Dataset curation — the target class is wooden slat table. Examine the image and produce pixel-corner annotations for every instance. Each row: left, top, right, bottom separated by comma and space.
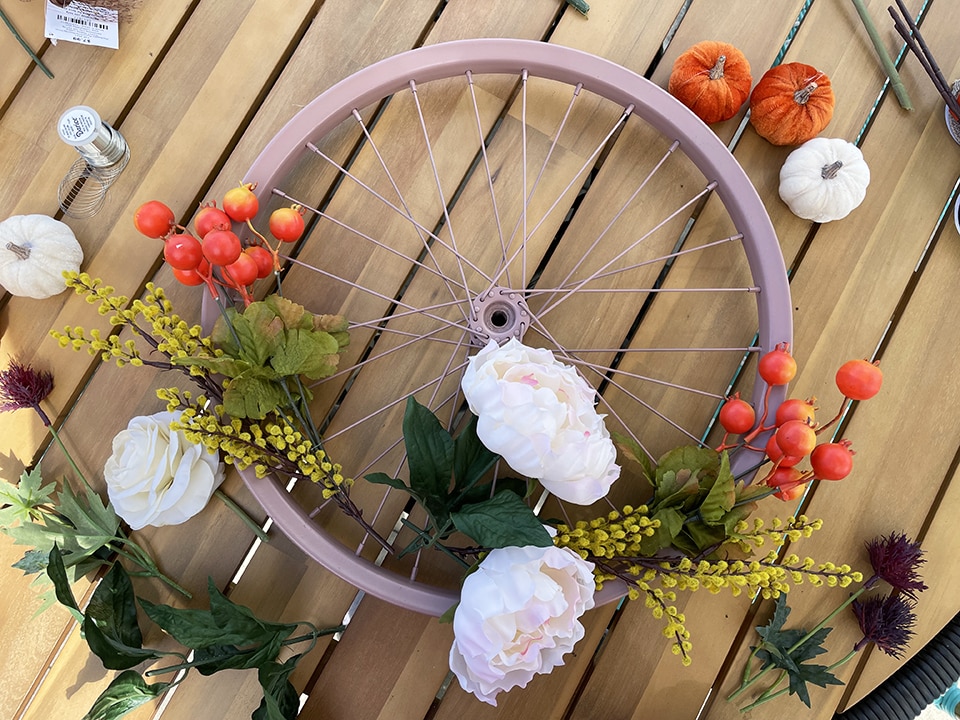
1, 1, 958, 718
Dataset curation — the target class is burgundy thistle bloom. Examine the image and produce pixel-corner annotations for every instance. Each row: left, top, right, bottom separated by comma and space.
852, 594, 917, 658
866, 532, 928, 598
0, 359, 54, 425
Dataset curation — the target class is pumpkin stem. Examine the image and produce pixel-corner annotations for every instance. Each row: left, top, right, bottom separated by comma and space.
821, 161, 843, 179
5, 242, 30, 260
794, 81, 818, 105
709, 55, 727, 81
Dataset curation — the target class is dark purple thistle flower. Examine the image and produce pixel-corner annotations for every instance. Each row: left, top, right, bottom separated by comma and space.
866, 532, 927, 598
852, 594, 917, 658
0, 359, 54, 421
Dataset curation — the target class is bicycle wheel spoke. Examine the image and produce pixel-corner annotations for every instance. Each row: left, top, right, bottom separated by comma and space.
348, 298, 472, 330
295, 149, 493, 283
488, 101, 635, 292
325, 359, 469, 443
310, 324, 467, 388
466, 70, 509, 286
533, 233, 745, 292
537, 180, 718, 318
563, 355, 726, 400
548, 140, 680, 297
282, 254, 471, 336
409, 79, 472, 297
350, 109, 469, 321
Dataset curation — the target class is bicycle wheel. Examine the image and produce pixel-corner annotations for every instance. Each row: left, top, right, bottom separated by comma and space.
202, 38, 792, 615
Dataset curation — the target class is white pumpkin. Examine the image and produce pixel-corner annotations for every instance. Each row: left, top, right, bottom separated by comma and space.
0, 215, 83, 299
778, 138, 870, 223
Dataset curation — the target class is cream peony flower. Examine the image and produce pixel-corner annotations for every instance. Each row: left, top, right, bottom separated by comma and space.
449, 545, 596, 706
104, 410, 225, 530
460, 338, 620, 505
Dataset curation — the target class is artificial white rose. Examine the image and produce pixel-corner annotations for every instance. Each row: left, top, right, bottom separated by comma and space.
104, 410, 225, 530
460, 338, 620, 505
449, 544, 595, 706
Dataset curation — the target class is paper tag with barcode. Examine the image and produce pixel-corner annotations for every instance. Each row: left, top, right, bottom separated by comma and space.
44, 1, 119, 50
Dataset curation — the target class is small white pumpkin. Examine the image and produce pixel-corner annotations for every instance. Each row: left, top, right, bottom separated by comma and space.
778, 137, 870, 222
0, 214, 83, 299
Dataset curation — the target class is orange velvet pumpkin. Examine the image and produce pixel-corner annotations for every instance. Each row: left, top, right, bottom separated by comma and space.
749, 62, 835, 146
668, 41, 752, 124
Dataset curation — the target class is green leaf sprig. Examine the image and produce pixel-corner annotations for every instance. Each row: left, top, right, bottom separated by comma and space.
44, 548, 342, 720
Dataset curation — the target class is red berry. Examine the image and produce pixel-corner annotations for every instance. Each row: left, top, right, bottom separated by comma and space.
269, 206, 306, 243
836, 359, 882, 401
764, 433, 801, 467
202, 229, 242, 266
810, 440, 855, 480
758, 342, 797, 386
163, 233, 203, 271
223, 183, 259, 223
775, 420, 817, 458
194, 203, 232, 238
775, 397, 817, 427
134, 200, 175, 239
719, 394, 756, 435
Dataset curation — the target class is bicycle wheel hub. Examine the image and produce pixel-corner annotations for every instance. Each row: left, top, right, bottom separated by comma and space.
467, 286, 530, 346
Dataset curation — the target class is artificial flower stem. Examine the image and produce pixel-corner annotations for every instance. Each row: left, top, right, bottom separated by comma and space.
144, 625, 347, 677
113, 543, 193, 598
728, 582, 874, 701
44, 421, 96, 494
848, 0, 913, 110
0, 6, 54, 79
214, 489, 270, 543
738, 649, 858, 712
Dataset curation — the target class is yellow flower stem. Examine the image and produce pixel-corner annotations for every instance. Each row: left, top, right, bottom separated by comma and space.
738, 649, 858, 712
214, 489, 270, 544
728, 582, 873, 702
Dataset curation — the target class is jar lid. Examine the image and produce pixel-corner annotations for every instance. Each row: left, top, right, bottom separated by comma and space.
57, 105, 103, 147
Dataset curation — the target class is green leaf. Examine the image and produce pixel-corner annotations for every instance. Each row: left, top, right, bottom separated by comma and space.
14, 548, 50, 575
721, 502, 758, 535
656, 446, 719, 480
86, 563, 144, 650
222, 376, 287, 420
252, 657, 301, 720
652, 468, 700, 508
757, 594, 791, 641
786, 660, 844, 707
438, 602, 458, 624
456, 477, 527, 508
46, 545, 84, 624
0, 467, 57, 525
82, 670, 169, 720
140, 579, 298, 650
638, 507, 685, 555
682, 521, 727, 553
610, 431, 655, 484
452, 415, 498, 493
191, 642, 284, 675
233, 303, 285, 366
698, 452, 736, 525
403, 398, 454, 510
207, 578, 299, 647
364, 473, 412, 494
271, 328, 340, 378
450, 491, 552, 548
263, 294, 308, 330
84, 564, 158, 670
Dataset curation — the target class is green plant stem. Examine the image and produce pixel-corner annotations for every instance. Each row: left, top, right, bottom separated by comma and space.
45, 423, 96, 494
738, 648, 858, 712
566, 0, 589, 15
114, 542, 193, 598
400, 518, 470, 568
0, 6, 54, 79
144, 625, 347, 677
213, 489, 270, 543
727, 582, 874, 702
849, 0, 913, 110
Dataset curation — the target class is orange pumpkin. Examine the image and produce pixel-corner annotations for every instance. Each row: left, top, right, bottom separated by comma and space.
668, 41, 752, 124
749, 62, 835, 146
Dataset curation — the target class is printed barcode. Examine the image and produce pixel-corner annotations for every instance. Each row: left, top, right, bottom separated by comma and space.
55, 14, 110, 31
